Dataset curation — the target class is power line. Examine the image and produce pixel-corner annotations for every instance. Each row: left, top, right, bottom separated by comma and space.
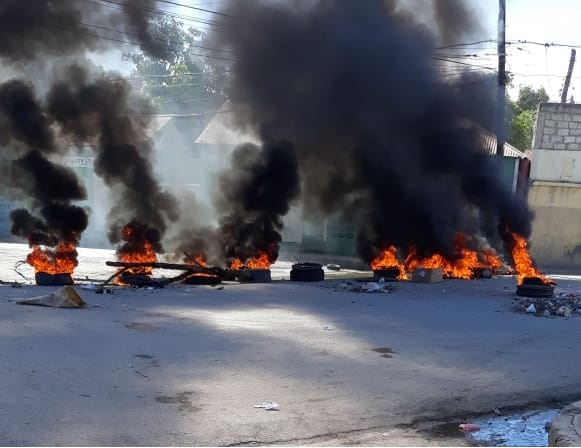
81, 0, 229, 33
155, 0, 234, 18
78, 20, 235, 55
100, 0, 229, 27
432, 57, 496, 71
435, 39, 496, 50
508, 40, 581, 49
49, 23, 236, 61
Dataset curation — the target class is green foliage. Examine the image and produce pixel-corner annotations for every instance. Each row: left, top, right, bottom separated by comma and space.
126, 15, 228, 114
509, 109, 535, 151
516, 85, 549, 112
506, 85, 549, 150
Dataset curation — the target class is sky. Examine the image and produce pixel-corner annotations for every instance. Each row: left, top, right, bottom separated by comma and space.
174, 0, 581, 102
93, 0, 581, 103
467, 0, 581, 101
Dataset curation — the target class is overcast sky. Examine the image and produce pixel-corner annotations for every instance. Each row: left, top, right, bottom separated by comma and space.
92, 0, 580, 102
470, 0, 581, 101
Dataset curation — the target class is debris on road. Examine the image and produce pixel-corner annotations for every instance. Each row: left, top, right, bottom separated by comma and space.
526, 304, 536, 313
14, 285, 86, 308
322, 325, 334, 331
324, 280, 398, 294
514, 292, 581, 317
254, 401, 279, 411
459, 423, 480, 432
411, 267, 443, 283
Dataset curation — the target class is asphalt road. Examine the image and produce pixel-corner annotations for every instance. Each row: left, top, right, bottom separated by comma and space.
1, 243, 580, 446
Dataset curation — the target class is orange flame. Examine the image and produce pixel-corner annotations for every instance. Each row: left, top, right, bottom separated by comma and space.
230, 251, 271, 269
402, 234, 504, 279
370, 245, 405, 279
27, 242, 78, 274
183, 253, 216, 278
184, 253, 207, 267
509, 232, 551, 285
116, 224, 157, 278
482, 248, 503, 272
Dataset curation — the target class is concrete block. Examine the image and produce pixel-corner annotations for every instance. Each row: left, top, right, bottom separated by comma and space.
566, 144, 581, 151
569, 122, 579, 129
551, 135, 564, 143
543, 127, 556, 136
572, 114, 581, 122
558, 129, 570, 136
570, 129, 581, 136
576, 137, 581, 143
411, 267, 443, 283
554, 143, 567, 149
558, 121, 570, 128
564, 136, 576, 143
544, 120, 555, 128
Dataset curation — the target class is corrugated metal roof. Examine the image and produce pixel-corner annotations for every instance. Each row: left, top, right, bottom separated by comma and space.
478, 129, 526, 158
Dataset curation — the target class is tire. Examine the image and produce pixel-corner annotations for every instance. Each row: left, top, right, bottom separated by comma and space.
290, 263, 324, 282
35, 272, 74, 286
184, 274, 221, 285
516, 284, 554, 298
236, 268, 272, 283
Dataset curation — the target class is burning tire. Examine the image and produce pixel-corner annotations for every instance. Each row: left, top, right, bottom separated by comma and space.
290, 263, 324, 282
516, 277, 555, 298
184, 274, 221, 285
35, 272, 74, 286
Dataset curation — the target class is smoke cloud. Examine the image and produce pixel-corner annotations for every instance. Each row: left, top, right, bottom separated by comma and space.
211, 0, 532, 263
0, 80, 89, 249
47, 65, 179, 251
216, 141, 300, 264
0, 0, 179, 258
0, 0, 170, 62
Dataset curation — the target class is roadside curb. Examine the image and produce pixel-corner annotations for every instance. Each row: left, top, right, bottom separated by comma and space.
549, 401, 581, 446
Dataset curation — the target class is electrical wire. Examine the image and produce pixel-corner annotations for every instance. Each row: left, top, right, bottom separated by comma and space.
78, 20, 235, 54
154, 0, 234, 18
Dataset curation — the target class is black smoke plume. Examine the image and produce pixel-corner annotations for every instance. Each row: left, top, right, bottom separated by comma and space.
216, 141, 300, 264
47, 65, 179, 251
213, 0, 532, 263
0, 81, 88, 251
0, 0, 171, 62
0, 0, 178, 258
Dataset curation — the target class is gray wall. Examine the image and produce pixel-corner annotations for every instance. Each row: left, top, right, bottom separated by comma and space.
529, 102, 581, 269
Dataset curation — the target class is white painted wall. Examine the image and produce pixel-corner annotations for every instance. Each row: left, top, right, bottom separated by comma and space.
530, 149, 580, 182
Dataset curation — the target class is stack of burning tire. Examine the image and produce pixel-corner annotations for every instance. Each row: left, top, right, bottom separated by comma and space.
290, 263, 324, 282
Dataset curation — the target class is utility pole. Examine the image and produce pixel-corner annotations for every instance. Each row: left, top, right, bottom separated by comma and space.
561, 49, 576, 103
496, 0, 506, 158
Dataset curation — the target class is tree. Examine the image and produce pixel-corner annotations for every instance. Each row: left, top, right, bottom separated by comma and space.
506, 85, 549, 150
516, 85, 549, 112
126, 15, 228, 115
509, 108, 536, 150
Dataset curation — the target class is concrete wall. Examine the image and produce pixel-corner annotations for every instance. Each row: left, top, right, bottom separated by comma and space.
528, 182, 581, 269
531, 103, 581, 182
527, 104, 581, 269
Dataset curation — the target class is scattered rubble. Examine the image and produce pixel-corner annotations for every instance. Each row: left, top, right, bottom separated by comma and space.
323, 280, 398, 294
514, 292, 581, 317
